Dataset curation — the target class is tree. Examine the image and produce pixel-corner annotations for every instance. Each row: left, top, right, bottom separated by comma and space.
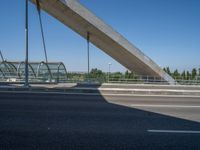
111, 72, 123, 80
129, 71, 135, 79
181, 71, 186, 80
166, 67, 171, 75
186, 71, 191, 80
125, 70, 129, 78
173, 69, 180, 78
198, 68, 200, 76
192, 68, 197, 79
90, 68, 105, 79
125, 70, 135, 79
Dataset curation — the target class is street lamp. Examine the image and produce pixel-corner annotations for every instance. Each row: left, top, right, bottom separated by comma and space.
108, 63, 112, 82
24, 0, 29, 87
87, 32, 90, 83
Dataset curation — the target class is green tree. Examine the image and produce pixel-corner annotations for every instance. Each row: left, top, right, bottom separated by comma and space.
129, 71, 135, 79
199, 68, 200, 76
181, 71, 186, 80
186, 71, 191, 80
111, 72, 123, 80
173, 69, 180, 78
192, 68, 197, 79
125, 70, 129, 78
90, 68, 105, 79
166, 67, 171, 75
125, 70, 135, 79
163, 68, 167, 73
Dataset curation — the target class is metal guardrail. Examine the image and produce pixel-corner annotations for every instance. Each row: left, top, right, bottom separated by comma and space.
1, 61, 199, 85
1, 71, 200, 85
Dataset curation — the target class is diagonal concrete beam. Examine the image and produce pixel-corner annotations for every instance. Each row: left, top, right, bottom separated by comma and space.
31, 0, 175, 84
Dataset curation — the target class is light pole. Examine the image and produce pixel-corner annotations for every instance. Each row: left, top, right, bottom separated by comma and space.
87, 32, 90, 82
108, 63, 111, 82
24, 0, 29, 87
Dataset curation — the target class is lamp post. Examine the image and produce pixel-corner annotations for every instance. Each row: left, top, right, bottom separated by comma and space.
108, 63, 111, 82
87, 32, 90, 82
24, 0, 29, 87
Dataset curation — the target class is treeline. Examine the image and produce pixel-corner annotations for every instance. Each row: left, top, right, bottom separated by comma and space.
163, 67, 200, 80
90, 67, 200, 80
67, 68, 200, 81
90, 68, 136, 79
67, 68, 137, 81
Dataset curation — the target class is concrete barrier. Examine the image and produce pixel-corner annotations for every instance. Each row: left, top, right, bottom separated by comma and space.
1, 83, 200, 97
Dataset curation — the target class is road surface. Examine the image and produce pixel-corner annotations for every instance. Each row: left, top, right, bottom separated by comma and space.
0, 92, 200, 150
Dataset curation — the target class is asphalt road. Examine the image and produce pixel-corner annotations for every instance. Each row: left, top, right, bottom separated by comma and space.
0, 92, 200, 150
105, 95, 200, 122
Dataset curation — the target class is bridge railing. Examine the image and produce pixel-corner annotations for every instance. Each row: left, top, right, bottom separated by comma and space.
1, 71, 200, 85
59, 72, 200, 85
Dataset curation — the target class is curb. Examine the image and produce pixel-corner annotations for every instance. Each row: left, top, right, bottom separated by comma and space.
0, 86, 200, 97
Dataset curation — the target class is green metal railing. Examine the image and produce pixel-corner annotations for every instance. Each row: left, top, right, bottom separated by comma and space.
1, 65, 200, 85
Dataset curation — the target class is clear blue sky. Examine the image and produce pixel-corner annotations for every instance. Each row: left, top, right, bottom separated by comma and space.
0, 0, 199, 72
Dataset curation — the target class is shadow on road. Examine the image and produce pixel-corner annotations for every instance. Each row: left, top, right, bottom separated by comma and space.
0, 83, 200, 150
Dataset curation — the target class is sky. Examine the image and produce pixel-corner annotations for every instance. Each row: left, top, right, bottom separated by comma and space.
0, 0, 199, 72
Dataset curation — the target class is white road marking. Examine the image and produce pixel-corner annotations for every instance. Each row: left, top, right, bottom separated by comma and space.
131, 104, 200, 108
147, 130, 200, 134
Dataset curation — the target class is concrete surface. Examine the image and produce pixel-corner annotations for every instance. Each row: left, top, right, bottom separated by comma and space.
1, 83, 200, 96
0, 92, 200, 149
31, 0, 175, 84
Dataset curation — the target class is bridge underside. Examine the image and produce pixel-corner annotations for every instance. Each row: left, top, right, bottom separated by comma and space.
31, 0, 175, 84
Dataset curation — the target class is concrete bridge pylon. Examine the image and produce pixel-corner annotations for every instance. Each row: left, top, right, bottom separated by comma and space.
31, 0, 175, 84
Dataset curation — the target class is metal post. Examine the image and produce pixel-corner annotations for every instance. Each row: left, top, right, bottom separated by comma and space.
87, 32, 90, 82
108, 63, 111, 82
24, 0, 29, 87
